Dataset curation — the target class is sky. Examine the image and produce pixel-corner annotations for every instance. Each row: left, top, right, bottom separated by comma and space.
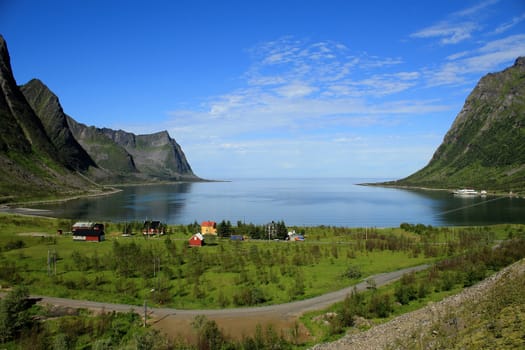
1, 0, 525, 180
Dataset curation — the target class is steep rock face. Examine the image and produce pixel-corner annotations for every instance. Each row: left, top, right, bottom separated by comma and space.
395, 57, 525, 191
0, 35, 96, 201
68, 120, 198, 183
0, 36, 56, 157
0, 34, 200, 201
101, 129, 195, 179
20, 79, 97, 171
67, 118, 139, 180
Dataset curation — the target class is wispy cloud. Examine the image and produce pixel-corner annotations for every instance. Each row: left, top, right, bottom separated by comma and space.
424, 34, 525, 86
452, 0, 499, 17
493, 13, 525, 34
161, 36, 454, 177
410, 0, 499, 45
159, 14, 522, 177
411, 21, 479, 44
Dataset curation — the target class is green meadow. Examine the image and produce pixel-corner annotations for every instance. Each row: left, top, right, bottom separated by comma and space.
2, 213, 525, 349
0, 213, 519, 310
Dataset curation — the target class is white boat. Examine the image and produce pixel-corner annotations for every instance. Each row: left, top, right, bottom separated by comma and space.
453, 189, 479, 196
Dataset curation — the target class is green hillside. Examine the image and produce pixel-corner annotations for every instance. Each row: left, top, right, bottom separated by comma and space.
389, 57, 525, 193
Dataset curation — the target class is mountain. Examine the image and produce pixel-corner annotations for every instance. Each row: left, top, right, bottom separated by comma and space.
20, 79, 97, 172
0, 34, 199, 202
0, 35, 98, 202
387, 57, 525, 193
68, 119, 198, 183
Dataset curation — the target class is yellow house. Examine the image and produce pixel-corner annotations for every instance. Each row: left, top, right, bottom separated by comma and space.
201, 221, 217, 235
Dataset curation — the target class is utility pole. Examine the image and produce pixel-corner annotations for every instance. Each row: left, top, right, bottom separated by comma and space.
143, 300, 147, 327
47, 249, 57, 276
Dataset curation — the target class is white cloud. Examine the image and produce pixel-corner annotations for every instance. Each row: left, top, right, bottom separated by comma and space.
452, 0, 499, 17
493, 13, 525, 34
425, 34, 525, 86
275, 82, 318, 98
410, 0, 501, 45
154, 37, 462, 178
411, 21, 479, 44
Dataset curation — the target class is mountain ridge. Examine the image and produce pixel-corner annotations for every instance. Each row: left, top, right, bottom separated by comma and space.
0, 35, 99, 201
383, 57, 525, 193
0, 34, 200, 202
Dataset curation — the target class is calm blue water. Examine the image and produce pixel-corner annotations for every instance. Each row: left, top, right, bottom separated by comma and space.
31, 178, 525, 227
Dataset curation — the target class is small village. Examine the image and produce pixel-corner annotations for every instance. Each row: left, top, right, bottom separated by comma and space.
69, 219, 305, 245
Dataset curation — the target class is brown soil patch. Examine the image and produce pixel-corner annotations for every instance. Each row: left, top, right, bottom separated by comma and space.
152, 314, 310, 344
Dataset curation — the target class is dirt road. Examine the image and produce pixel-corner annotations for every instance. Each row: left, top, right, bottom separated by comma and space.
33, 264, 429, 341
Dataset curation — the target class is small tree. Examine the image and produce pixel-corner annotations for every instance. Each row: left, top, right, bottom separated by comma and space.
276, 220, 288, 240
217, 220, 233, 238
0, 285, 34, 343
192, 315, 227, 350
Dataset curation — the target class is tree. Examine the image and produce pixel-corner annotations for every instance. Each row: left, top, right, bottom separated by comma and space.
0, 285, 34, 343
276, 220, 288, 240
217, 220, 233, 237
394, 272, 418, 305
191, 315, 227, 350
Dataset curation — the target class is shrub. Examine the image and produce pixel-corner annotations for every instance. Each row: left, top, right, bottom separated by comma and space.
394, 272, 418, 305
4, 239, 26, 251
343, 265, 362, 279
233, 287, 267, 306
369, 292, 393, 318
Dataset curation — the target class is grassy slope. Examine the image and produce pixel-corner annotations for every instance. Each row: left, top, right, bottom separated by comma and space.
391, 59, 525, 193
0, 214, 448, 309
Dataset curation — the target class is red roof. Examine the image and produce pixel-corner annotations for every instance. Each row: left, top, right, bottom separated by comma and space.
201, 221, 216, 227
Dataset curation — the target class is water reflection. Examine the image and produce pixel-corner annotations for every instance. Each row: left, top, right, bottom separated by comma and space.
398, 188, 525, 226
34, 183, 193, 223
29, 179, 525, 227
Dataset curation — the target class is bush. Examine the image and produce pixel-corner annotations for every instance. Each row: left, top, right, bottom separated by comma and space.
343, 265, 362, 279
0, 285, 33, 343
394, 283, 417, 305
233, 287, 267, 306
394, 272, 418, 305
4, 239, 26, 251
369, 292, 393, 318
191, 315, 227, 350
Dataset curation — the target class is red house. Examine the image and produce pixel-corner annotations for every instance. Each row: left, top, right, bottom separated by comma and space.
189, 233, 204, 247
72, 222, 105, 242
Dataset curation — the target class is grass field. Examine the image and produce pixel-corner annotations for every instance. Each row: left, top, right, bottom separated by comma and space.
2, 213, 525, 349
0, 213, 520, 311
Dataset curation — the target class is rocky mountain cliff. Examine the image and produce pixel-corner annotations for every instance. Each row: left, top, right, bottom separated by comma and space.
20, 79, 97, 172
0, 35, 199, 202
68, 119, 197, 183
390, 57, 525, 192
0, 35, 98, 201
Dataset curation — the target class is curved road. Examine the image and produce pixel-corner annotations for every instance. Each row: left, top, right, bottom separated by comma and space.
32, 264, 429, 331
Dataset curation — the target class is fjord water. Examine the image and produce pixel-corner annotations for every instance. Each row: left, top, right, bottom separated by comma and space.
32, 178, 525, 227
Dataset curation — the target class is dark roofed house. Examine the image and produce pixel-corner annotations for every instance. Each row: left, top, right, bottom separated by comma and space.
72, 222, 105, 242
143, 220, 165, 236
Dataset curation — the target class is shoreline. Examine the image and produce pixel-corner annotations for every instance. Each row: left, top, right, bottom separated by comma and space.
2, 187, 122, 207
359, 181, 522, 198
0, 177, 224, 209
0, 178, 225, 218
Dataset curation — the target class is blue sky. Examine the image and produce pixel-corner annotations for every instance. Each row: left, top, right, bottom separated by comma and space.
1, 0, 525, 179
